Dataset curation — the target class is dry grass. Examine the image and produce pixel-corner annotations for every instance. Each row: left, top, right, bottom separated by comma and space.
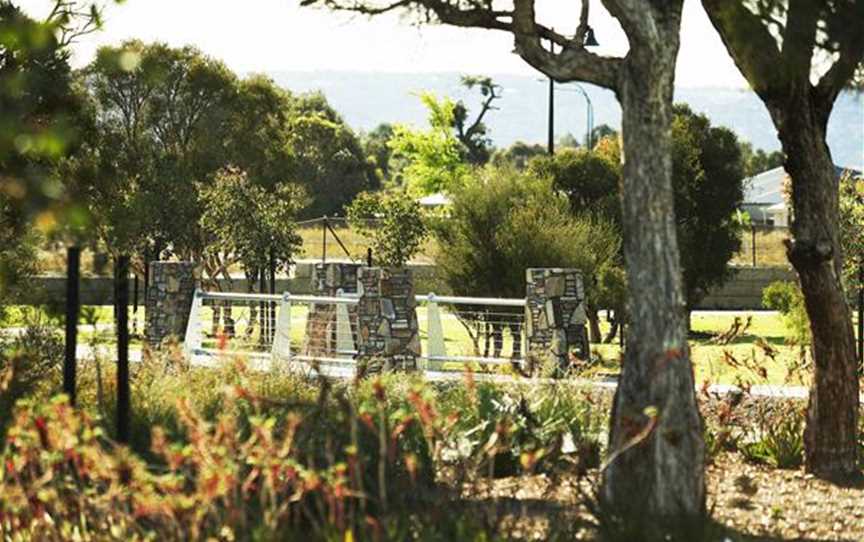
733, 228, 791, 268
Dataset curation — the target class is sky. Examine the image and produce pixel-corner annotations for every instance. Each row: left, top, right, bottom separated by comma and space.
23, 0, 748, 88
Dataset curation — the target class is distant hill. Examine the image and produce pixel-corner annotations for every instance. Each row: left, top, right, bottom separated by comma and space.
269, 70, 864, 170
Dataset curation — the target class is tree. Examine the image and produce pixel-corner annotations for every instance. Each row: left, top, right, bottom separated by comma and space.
703, 0, 864, 478
0, 1, 98, 300
670, 105, 745, 312
739, 141, 785, 177
527, 147, 619, 220
302, 0, 704, 528
347, 191, 427, 267
490, 141, 546, 170
452, 75, 501, 165
77, 41, 238, 262
199, 167, 304, 338
388, 93, 469, 195
362, 123, 396, 183
434, 164, 621, 359
284, 92, 376, 218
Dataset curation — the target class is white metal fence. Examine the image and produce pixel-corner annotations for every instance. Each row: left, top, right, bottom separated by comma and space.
183, 290, 528, 374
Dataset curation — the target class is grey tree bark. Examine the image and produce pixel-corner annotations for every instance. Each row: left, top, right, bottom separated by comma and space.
702, 0, 864, 479
600, 19, 705, 529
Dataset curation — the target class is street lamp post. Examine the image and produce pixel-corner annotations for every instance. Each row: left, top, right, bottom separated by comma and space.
543, 27, 599, 155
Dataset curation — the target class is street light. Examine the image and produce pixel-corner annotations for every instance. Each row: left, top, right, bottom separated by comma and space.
556, 83, 595, 149
544, 29, 599, 154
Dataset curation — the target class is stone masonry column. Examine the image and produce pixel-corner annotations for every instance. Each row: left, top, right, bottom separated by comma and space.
356, 267, 421, 376
525, 268, 588, 373
302, 263, 361, 358
145, 261, 197, 349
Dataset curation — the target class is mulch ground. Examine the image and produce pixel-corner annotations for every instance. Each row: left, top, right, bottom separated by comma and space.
461, 453, 864, 541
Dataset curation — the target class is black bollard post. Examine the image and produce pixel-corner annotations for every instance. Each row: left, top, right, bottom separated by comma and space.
64, 247, 81, 406
116, 255, 130, 444
322, 216, 328, 264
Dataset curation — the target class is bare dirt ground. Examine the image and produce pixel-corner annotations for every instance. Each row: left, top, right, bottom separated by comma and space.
461, 454, 864, 541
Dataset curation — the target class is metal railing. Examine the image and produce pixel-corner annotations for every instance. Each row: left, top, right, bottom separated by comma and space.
183, 289, 528, 373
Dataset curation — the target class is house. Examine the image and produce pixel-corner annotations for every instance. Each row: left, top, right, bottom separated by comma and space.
742, 165, 862, 227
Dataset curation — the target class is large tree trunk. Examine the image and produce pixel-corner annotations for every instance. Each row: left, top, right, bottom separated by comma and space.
600, 39, 706, 532
775, 95, 859, 478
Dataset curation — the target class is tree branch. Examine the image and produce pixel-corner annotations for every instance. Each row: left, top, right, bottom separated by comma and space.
701, 0, 785, 102
815, 5, 864, 110
780, 2, 819, 84
512, 0, 621, 90
302, 0, 623, 90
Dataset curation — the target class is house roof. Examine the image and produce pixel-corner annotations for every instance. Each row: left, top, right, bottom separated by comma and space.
743, 165, 861, 206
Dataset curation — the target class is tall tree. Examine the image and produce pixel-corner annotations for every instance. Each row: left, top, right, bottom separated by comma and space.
0, 1, 98, 296
452, 75, 501, 165
302, 0, 705, 531
78, 41, 237, 261
703, 0, 864, 479
284, 92, 376, 217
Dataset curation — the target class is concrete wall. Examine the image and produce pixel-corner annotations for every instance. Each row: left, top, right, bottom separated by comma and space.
698, 266, 797, 310
25, 263, 796, 311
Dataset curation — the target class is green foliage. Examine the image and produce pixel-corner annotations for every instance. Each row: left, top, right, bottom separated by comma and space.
739, 410, 805, 469
437, 382, 605, 476
363, 123, 396, 183
671, 105, 746, 307
284, 91, 377, 217
0, 321, 62, 438
199, 167, 304, 275
388, 93, 470, 196
739, 141, 785, 177
77, 40, 238, 258
347, 191, 427, 267
527, 146, 620, 220
434, 165, 621, 302
762, 281, 810, 344
0, 1, 95, 227
839, 171, 864, 297
590, 106, 746, 309
489, 141, 546, 170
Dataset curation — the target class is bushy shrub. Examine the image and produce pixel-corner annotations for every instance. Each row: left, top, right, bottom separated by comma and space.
762, 280, 810, 345
0, 322, 63, 440
738, 404, 805, 469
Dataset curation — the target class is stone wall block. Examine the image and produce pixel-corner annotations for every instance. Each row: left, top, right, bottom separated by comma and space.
145, 262, 198, 349
356, 267, 420, 376
525, 268, 589, 372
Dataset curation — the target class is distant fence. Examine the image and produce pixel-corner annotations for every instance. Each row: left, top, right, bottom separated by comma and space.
732, 225, 790, 268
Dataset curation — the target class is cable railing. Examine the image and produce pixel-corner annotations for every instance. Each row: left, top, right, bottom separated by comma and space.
183, 289, 528, 374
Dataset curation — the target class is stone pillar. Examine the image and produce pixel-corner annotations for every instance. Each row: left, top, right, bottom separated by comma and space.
145, 262, 197, 348
524, 268, 588, 373
311, 262, 361, 296
356, 267, 421, 376
302, 263, 361, 358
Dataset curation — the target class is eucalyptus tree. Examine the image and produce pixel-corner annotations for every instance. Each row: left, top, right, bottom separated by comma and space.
452, 75, 501, 165
702, 0, 864, 478
284, 92, 377, 218
79, 41, 237, 265
301, 0, 704, 530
